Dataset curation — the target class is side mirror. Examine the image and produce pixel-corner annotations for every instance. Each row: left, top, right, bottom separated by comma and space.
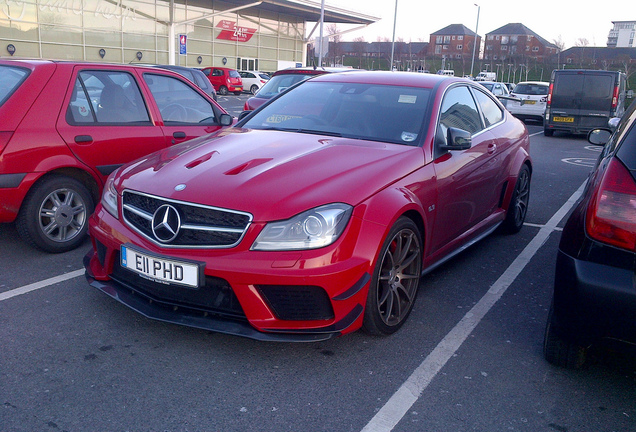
441, 127, 471, 151
608, 117, 621, 132
219, 113, 233, 126
587, 129, 612, 146
238, 110, 252, 121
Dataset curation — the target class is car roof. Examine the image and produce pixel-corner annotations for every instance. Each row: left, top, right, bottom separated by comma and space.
271, 66, 356, 77
310, 70, 466, 88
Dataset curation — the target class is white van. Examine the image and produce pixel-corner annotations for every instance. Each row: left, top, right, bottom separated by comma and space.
475, 71, 496, 81
437, 70, 455, 76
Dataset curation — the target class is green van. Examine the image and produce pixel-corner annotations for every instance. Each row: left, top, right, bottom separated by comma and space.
544, 69, 627, 136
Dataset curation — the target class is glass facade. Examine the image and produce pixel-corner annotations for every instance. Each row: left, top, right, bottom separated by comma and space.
0, 0, 306, 70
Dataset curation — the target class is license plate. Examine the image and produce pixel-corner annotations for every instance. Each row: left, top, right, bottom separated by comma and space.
121, 245, 202, 288
553, 116, 574, 123
524, 100, 536, 105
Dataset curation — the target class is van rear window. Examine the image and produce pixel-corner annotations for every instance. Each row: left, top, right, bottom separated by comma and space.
0, 65, 30, 107
553, 73, 614, 111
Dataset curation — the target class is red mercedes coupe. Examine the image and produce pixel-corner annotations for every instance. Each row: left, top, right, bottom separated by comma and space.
84, 71, 531, 341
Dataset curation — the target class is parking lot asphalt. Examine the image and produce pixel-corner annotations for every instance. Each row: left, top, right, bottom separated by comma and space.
1, 112, 635, 431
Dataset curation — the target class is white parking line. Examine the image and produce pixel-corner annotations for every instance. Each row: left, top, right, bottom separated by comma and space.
0, 269, 84, 302
361, 180, 586, 432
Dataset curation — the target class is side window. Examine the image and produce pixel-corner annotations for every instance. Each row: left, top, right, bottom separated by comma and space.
472, 88, 504, 128
66, 70, 150, 125
438, 86, 483, 139
144, 73, 218, 125
212, 69, 224, 77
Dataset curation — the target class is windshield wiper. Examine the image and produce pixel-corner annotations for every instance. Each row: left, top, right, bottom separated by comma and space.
297, 129, 342, 137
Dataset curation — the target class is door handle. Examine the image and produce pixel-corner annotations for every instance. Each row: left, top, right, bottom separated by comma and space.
173, 132, 187, 139
74, 135, 93, 144
488, 143, 497, 154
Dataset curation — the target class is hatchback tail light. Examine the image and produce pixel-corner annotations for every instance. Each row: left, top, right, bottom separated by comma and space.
0, 131, 13, 155
586, 158, 636, 251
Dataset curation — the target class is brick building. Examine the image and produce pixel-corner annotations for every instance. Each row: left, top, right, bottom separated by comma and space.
484, 23, 558, 62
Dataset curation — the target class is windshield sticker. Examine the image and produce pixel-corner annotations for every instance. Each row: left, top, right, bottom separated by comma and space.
398, 95, 417, 104
265, 114, 301, 124
401, 132, 417, 142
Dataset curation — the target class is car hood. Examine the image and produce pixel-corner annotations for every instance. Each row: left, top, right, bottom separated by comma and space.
116, 128, 424, 221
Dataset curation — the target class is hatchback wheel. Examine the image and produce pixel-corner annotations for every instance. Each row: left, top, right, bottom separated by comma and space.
218, 85, 228, 96
543, 303, 587, 369
17, 176, 94, 253
250, 85, 259, 95
501, 165, 530, 234
363, 217, 422, 335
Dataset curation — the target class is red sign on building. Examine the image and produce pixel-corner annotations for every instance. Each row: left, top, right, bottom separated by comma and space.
216, 20, 256, 43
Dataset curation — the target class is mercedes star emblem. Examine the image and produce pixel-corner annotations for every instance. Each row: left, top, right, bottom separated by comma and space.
151, 204, 181, 243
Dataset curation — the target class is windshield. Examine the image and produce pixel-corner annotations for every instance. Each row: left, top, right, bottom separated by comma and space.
513, 84, 548, 95
0, 65, 29, 107
255, 73, 315, 99
242, 81, 431, 146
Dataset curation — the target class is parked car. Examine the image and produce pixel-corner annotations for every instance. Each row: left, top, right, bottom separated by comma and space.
147, 64, 217, 101
544, 69, 627, 136
243, 67, 353, 111
0, 59, 232, 253
239, 70, 270, 95
84, 71, 531, 341
201, 66, 243, 95
478, 81, 510, 107
543, 100, 636, 369
508, 81, 549, 123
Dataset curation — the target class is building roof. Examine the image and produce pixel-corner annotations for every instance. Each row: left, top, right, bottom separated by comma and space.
559, 46, 636, 61
431, 24, 478, 37
219, 0, 379, 25
487, 23, 558, 49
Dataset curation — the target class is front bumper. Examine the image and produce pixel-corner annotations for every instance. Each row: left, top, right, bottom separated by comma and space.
85, 206, 380, 341
551, 249, 636, 347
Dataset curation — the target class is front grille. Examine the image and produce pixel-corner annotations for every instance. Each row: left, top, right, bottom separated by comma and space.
256, 285, 334, 321
122, 190, 252, 248
111, 252, 246, 319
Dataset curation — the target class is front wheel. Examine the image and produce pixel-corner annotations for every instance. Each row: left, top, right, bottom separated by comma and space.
501, 165, 530, 234
16, 176, 94, 253
363, 217, 423, 336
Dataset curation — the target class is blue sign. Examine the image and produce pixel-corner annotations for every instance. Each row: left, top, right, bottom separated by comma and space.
179, 34, 187, 55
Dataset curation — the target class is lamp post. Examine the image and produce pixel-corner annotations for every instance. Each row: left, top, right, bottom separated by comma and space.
469, 3, 480, 78
390, 0, 398, 71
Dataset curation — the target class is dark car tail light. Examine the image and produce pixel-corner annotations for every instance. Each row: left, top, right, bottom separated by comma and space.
612, 85, 620, 109
586, 158, 636, 251
0, 131, 13, 154
546, 83, 553, 107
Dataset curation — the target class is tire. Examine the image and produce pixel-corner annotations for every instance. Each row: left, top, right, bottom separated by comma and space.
16, 176, 94, 253
363, 217, 423, 336
218, 86, 228, 96
543, 303, 587, 369
250, 85, 259, 95
501, 164, 530, 234
544, 128, 554, 137
233, 91, 242, 96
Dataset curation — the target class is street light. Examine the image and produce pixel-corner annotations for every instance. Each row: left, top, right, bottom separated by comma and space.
469, 3, 480, 78
390, 0, 398, 71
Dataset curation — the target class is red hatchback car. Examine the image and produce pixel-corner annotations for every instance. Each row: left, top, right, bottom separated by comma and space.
201, 67, 243, 96
84, 71, 531, 341
0, 59, 232, 253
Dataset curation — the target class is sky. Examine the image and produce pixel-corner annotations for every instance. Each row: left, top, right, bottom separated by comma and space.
321, 0, 632, 49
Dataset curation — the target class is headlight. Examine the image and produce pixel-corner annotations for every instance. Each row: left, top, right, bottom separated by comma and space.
251, 203, 353, 251
101, 174, 119, 219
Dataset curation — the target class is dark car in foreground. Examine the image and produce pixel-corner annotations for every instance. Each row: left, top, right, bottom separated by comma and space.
0, 59, 231, 253
147, 64, 217, 100
243, 67, 353, 111
544, 99, 636, 368
85, 71, 531, 341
